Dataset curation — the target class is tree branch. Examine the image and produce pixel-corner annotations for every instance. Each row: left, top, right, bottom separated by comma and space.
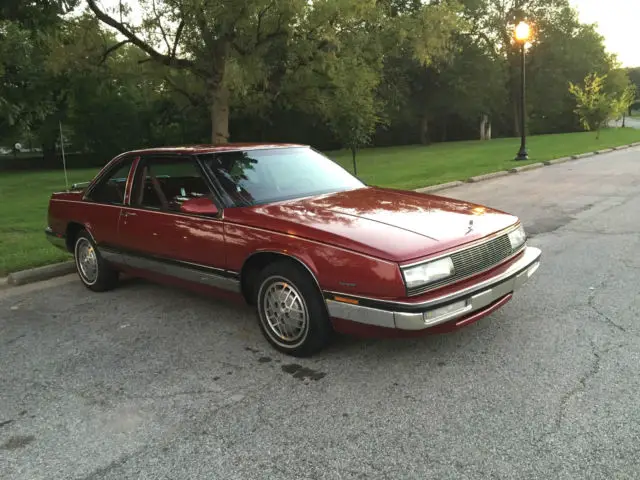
164, 76, 201, 106
172, 20, 185, 58
151, 0, 172, 53
258, 13, 287, 48
255, 0, 276, 45
86, 0, 194, 70
99, 39, 130, 64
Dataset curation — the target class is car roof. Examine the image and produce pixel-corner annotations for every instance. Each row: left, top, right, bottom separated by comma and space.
126, 143, 308, 156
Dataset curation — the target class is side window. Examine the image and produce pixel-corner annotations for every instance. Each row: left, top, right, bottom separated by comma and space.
132, 157, 212, 212
88, 160, 133, 205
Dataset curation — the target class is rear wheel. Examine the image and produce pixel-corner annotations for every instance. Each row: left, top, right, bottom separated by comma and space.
255, 261, 332, 357
73, 230, 118, 292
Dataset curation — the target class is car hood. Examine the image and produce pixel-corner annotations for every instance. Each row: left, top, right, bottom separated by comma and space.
225, 187, 519, 262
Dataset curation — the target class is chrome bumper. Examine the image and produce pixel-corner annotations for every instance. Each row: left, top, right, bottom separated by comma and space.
325, 246, 541, 331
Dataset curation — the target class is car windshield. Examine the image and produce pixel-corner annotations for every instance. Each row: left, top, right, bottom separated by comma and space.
198, 147, 365, 206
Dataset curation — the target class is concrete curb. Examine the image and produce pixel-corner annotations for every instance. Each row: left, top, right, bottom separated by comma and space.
543, 156, 573, 165
509, 162, 544, 173
7, 261, 75, 287
413, 141, 639, 194
414, 181, 465, 193
572, 152, 594, 160
466, 170, 511, 183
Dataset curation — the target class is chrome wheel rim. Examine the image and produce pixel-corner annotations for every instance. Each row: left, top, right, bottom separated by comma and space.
260, 278, 308, 346
75, 238, 98, 285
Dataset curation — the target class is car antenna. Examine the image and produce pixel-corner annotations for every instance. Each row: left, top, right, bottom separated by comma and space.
59, 120, 69, 191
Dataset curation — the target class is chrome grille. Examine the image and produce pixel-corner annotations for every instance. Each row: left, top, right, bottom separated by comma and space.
408, 233, 517, 296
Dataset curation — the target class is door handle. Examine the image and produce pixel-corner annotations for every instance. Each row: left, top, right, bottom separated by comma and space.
122, 211, 137, 217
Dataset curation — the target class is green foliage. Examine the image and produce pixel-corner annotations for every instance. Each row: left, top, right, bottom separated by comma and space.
0, 0, 628, 158
568, 73, 614, 137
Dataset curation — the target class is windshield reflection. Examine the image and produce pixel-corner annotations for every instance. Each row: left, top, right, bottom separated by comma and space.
198, 148, 364, 207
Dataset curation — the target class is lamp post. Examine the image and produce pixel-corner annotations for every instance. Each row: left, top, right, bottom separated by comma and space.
514, 21, 530, 161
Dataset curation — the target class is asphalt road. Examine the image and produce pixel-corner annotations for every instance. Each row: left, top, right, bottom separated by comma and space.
2, 147, 640, 479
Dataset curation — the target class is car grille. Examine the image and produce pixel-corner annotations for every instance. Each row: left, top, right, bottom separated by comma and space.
407, 233, 519, 296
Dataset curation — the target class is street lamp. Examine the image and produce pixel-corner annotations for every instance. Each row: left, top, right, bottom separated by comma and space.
514, 21, 531, 161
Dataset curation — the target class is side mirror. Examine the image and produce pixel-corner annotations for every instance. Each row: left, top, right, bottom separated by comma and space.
180, 197, 219, 216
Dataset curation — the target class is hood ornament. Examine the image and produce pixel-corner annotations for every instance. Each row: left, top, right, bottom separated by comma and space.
466, 219, 474, 234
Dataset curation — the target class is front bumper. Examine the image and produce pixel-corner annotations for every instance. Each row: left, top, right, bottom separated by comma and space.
326, 246, 541, 331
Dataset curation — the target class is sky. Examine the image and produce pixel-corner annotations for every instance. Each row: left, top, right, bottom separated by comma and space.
570, 0, 639, 67
98, 0, 640, 68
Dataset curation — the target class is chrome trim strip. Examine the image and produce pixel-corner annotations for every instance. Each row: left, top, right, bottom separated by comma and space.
400, 222, 523, 269
99, 248, 125, 266
326, 247, 541, 331
325, 300, 396, 329
325, 246, 541, 311
97, 247, 241, 293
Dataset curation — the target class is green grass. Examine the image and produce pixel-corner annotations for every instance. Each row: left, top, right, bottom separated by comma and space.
329, 128, 640, 190
0, 168, 98, 276
1, 128, 640, 276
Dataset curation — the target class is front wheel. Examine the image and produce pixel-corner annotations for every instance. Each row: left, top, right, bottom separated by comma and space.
74, 230, 119, 292
255, 261, 332, 357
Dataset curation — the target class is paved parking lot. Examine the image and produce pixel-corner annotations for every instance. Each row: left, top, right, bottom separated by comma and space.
2, 147, 640, 479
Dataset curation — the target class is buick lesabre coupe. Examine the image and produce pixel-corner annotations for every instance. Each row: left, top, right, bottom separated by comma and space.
46, 144, 541, 356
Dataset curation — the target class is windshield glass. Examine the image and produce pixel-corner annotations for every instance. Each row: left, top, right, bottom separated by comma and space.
199, 147, 364, 206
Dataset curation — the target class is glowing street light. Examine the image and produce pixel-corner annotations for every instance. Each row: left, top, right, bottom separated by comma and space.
515, 21, 531, 43
514, 21, 531, 161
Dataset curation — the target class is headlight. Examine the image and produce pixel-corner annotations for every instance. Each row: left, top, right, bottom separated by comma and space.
402, 257, 455, 290
508, 224, 527, 250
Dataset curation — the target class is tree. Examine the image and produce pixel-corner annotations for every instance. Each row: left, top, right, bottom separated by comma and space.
627, 67, 640, 113
85, 0, 388, 145
568, 73, 613, 138
0, 12, 72, 158
325, 64, 382, 176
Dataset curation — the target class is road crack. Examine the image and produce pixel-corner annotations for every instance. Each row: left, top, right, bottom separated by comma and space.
588, 279, 627, 333
537, 341, 624, 445
552, 340, 601, 432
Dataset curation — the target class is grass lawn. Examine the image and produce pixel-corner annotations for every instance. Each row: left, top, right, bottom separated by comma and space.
329, 128, 640, 189
0, 168, 98, 276
1, 128, 639, 276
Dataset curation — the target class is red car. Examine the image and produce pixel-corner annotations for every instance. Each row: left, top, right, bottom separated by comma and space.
46, 144, 541, 356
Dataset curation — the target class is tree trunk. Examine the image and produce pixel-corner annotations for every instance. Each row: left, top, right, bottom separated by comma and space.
208, 80, 229, 144
351, 147, 357, 176
419, 115, 430, 145
206, 43, 230, 144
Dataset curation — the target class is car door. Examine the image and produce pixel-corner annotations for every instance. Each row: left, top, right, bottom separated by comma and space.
117, 154, 237, 292
81, 156, 137, 262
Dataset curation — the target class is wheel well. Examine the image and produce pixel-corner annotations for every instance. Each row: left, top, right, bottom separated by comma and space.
240, 252, 320, 305
65, 222, 85, 252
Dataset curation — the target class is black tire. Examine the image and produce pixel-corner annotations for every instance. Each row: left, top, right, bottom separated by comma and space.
73, 229, 119, 292
255, 260, 332, 357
